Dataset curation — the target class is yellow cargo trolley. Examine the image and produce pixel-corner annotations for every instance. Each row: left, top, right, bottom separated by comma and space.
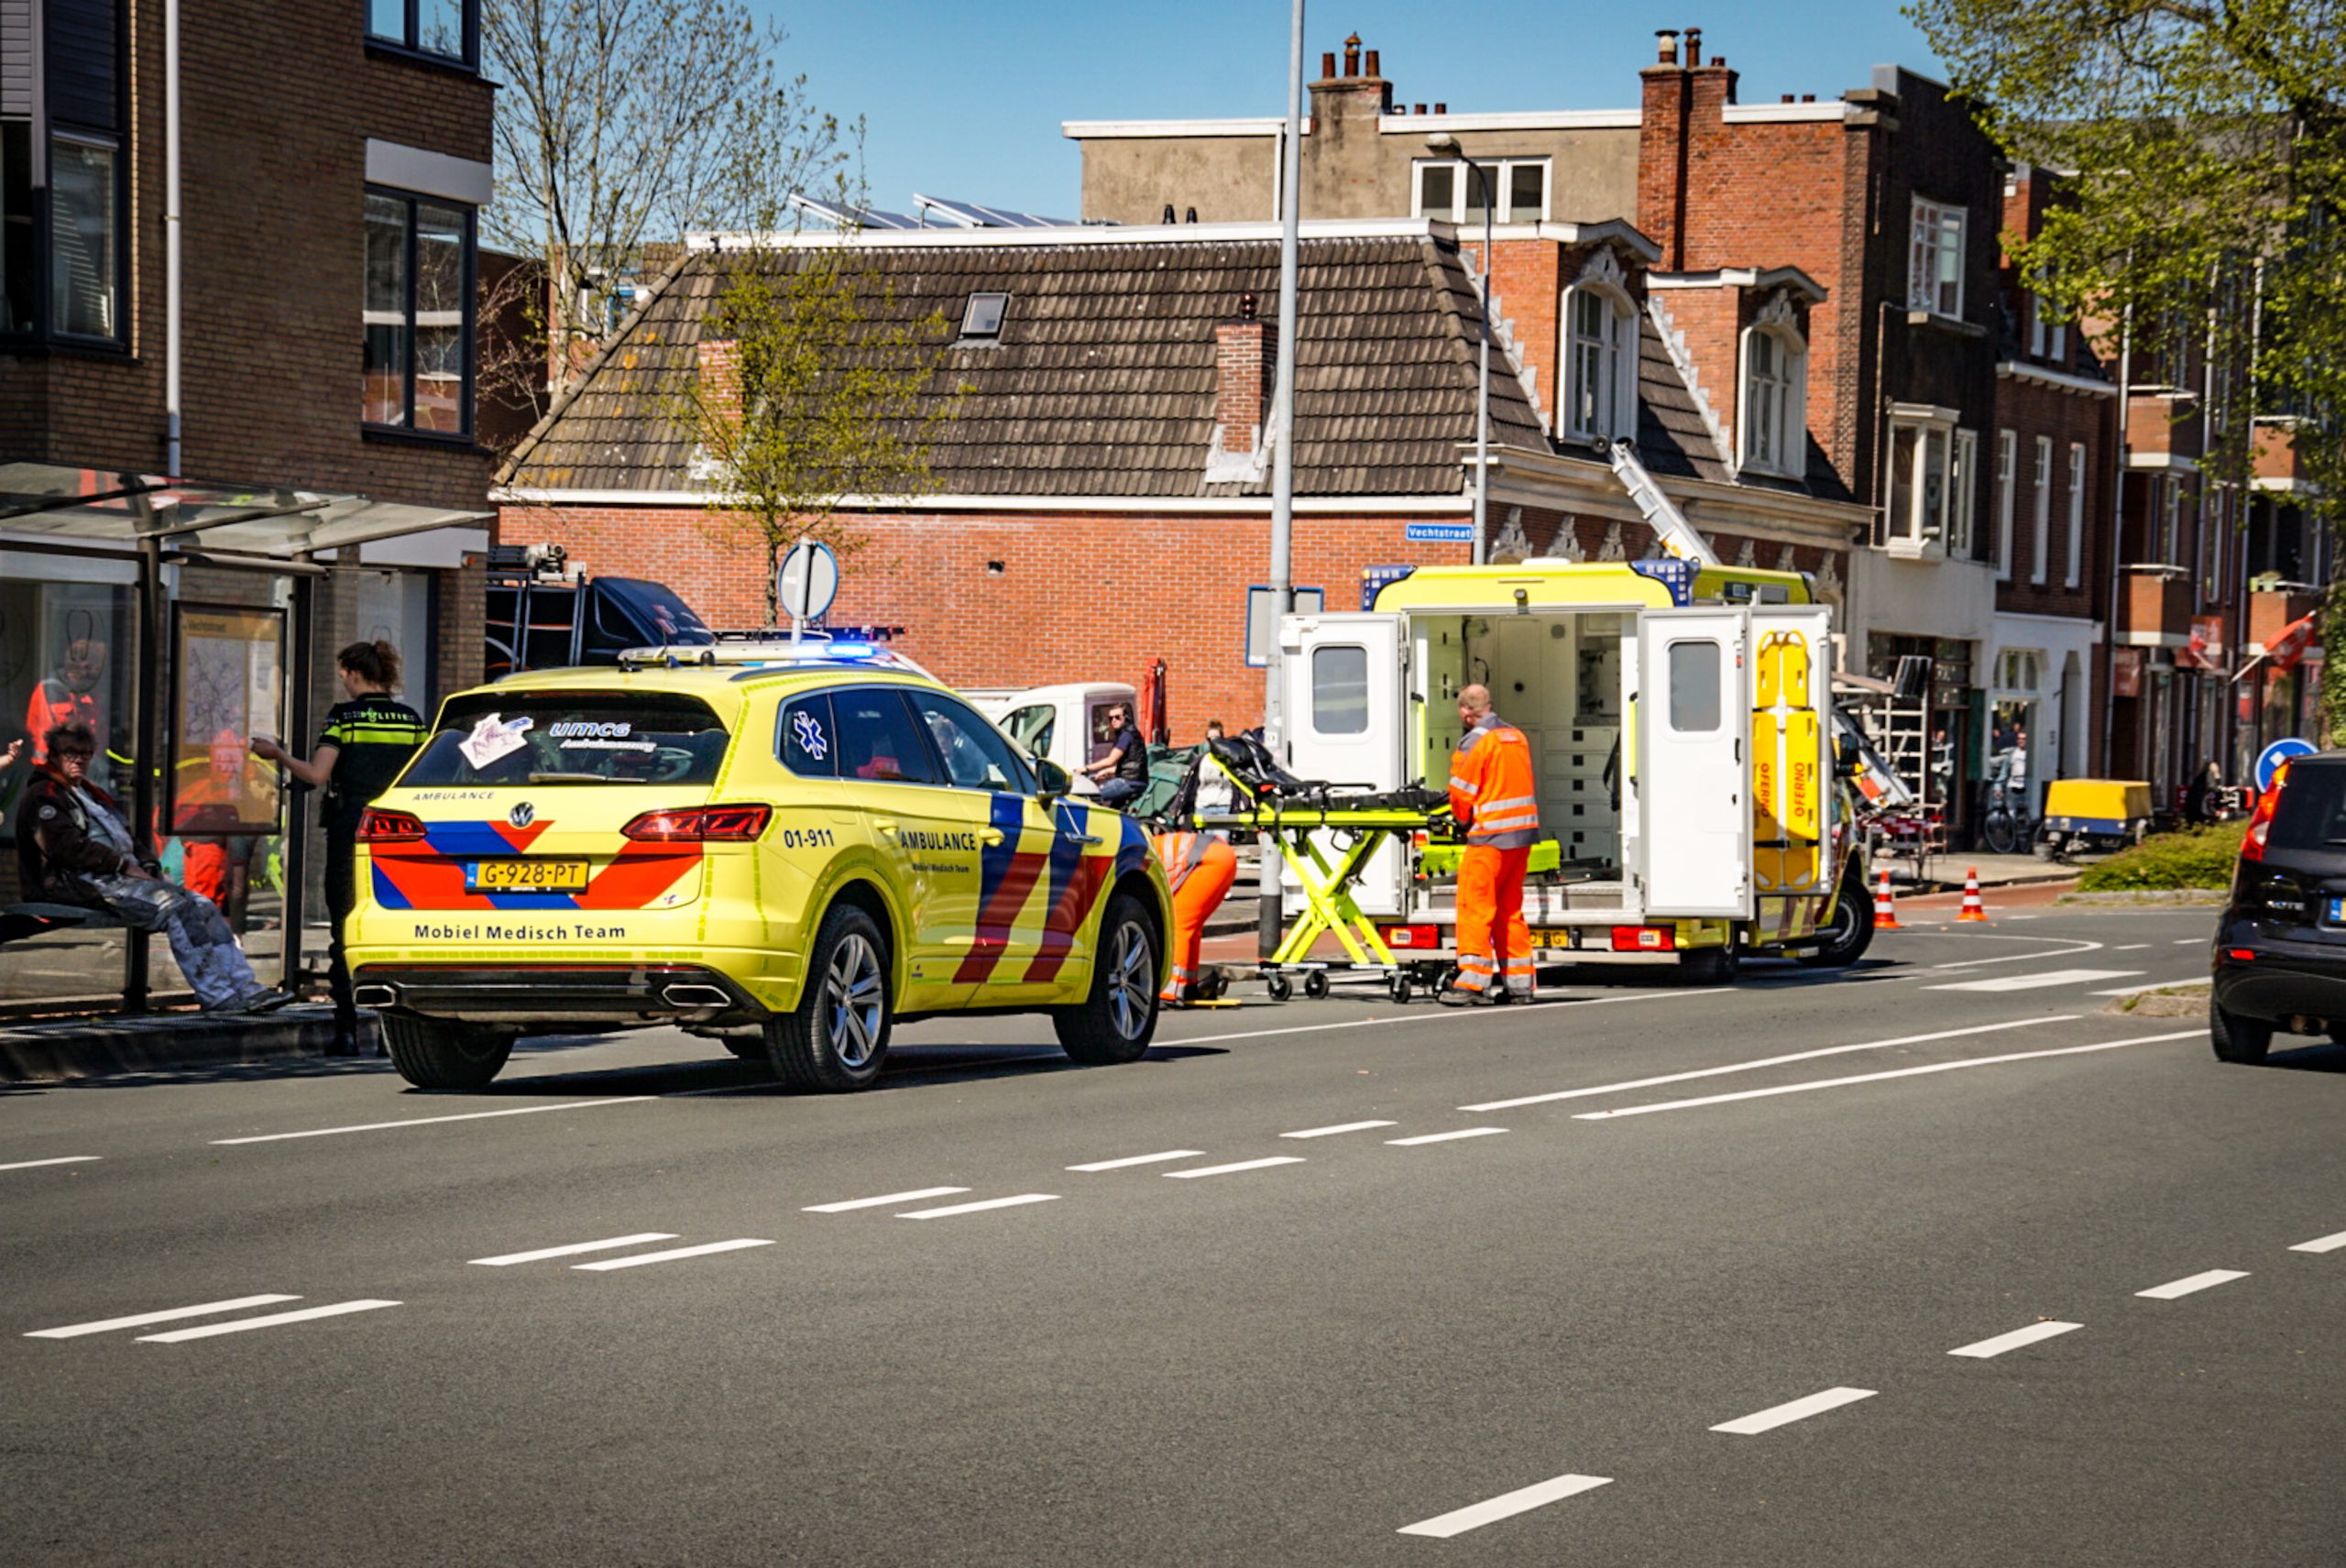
2034, 779, 2154, 861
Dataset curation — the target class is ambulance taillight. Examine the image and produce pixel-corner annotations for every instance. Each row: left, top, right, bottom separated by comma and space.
620, 804, 773, 842
1608, 925, 1676, 952
356, 807, 426, 842
1378, 924, 1441, 948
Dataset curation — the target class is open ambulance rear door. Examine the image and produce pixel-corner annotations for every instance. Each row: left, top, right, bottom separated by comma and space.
1749, 606, 1834, 897
1635, 608, 1753, 918
1278, 612, 1409, 916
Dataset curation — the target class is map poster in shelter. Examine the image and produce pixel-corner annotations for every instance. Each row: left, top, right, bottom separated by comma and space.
167, 604, 285, 836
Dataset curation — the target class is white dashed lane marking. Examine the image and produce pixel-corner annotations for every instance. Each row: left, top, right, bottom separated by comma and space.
2290, 1230, 2346, 1254
27, 1294, 301, 1340
0, 1156, 103, 1173
2137, 1269, 2249, 1299
137, 1299, 400, 1343
804, 1187, 968, 1212
469, 1234, 679, 1266
2114, 943, 2152, 951
211, 1097, 656, 1145
1279, 1121, 1397, 1139
1948, 1321, 2083, 1359
2174, 938, 2201, 945
1711, 1386, 1877, 1435
1164, 1157, 1305, 1179
1571, 1029, 2206, 1120
572, 1239, 774, 1270
1066, 1151, 1204, 1172
1924, 969, 2141, 992
895, 1194, 1060, 1219
1463, 1018, 2067, 1112
1396, 1474, 1614, 1539
1387, 1127, 1508, 1146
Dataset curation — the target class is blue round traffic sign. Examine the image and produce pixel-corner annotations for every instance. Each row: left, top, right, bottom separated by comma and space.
2255, 737, 2316, 792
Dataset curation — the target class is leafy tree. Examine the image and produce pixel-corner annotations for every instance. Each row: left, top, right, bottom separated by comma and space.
479, 0, 850, 435
1912, 0, 2345, 734
670, 247, 962, 626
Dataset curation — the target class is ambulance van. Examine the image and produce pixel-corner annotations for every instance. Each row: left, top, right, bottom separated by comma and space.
1276, 556, 1869, 981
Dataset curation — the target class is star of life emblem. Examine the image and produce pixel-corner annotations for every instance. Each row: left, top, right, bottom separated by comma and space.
792, 709, 828, 762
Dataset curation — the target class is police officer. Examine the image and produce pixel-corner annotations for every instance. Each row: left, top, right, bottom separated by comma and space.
1442, 684, 1540, 1005
252, 641, 426, 1056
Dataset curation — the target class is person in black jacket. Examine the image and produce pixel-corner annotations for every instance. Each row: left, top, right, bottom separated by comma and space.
252, 640, 427, 1056
17, 723, 284, 1012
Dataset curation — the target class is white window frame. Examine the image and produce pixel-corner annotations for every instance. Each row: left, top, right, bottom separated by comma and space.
2030, 435, 2053, 584
1411, 158, 1551, 224
1883, 405, 1960, 557
1907, 197, 1967, 318
1738, 312, 1807, 479
1952, 429, 1979, 558
1561, 280, 1637, 445
2064, 442, 2087, 588
2159, 476, 2181, 565
1994, 428, 2016, 579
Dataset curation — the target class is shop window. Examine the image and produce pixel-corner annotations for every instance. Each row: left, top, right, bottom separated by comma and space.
364, 190, 476, 436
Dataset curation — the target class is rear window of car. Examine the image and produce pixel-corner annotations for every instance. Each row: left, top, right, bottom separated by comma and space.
2269, 762, 2346, 852
403, 692, 731, 787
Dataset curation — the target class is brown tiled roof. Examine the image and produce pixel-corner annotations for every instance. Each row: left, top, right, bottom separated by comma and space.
501, 233, 1548, 499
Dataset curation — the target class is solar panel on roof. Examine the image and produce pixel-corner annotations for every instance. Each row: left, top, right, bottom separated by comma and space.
912, 193, 1077, 229
787, 193, 926, 231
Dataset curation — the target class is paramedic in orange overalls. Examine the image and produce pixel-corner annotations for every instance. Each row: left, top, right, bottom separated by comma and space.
1153, 827, 1238, 1005
1442, 683, 1539, 1005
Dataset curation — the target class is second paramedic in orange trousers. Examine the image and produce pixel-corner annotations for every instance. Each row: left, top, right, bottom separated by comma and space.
1153, 828, 1238, 1005
1442, 683, 1539, 1005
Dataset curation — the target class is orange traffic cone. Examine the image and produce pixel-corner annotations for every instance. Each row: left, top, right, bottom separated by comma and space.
1872, 867, 1902, 930
1957, 868, 1990, 923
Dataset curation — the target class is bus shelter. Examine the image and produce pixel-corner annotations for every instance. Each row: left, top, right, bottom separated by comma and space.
0, 463, 488, 1014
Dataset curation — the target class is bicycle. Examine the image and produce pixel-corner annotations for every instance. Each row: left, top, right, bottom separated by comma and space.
1979, 780, 2034, 856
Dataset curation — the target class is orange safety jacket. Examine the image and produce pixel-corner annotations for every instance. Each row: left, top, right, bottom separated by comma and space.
1154, 830, 1213, 893
1447, 713, 1540, 849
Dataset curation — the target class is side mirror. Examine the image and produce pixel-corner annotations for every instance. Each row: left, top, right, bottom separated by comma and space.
1034, 758, 1074, 801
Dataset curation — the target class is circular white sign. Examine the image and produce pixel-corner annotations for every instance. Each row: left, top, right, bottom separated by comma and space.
776, 541, 840, 623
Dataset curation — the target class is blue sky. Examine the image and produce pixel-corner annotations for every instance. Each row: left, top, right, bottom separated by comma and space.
763, 2, 1947, 220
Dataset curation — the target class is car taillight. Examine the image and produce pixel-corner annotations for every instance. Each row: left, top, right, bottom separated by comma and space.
2240, 761, 2289, 862
1611, 925, 1676, 952
620, 804, 772, 842
356, 807, 425, 842
1379, 923, 1441, 948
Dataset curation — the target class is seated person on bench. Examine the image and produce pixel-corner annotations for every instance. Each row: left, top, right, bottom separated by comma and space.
16, 723, 286, 1013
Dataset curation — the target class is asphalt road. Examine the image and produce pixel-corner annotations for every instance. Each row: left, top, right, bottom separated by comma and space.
4, 904, 2341, 1566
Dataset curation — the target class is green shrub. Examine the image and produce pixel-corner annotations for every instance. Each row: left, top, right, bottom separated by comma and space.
2076, 823, 2243, 892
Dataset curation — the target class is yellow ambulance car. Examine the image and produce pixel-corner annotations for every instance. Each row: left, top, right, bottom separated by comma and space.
344, 649, 1172, 1092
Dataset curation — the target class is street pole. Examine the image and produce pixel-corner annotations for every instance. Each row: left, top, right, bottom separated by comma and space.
1259, 0, 1305, 962
1425, 135, 1492, 564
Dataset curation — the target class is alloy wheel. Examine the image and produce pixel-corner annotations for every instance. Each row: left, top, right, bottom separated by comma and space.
1105, 922, 1154, 1041
825, 934, 886, 1069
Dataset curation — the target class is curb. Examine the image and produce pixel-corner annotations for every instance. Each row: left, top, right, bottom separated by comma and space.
0, 1005, 357, 1083
2055, 889, 2227, 906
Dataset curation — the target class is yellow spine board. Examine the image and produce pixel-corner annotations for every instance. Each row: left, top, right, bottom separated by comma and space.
1752, 630, 1823, 894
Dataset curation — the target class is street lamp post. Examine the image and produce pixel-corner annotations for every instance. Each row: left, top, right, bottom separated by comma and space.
1259, 0, 1307, 961
1424, 133, 1491, 565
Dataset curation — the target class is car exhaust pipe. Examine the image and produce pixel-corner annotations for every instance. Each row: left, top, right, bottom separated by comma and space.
353, 983, 400, 1008
662, 983, 733, 1009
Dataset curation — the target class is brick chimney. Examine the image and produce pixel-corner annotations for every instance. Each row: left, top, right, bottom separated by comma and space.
1309, 31, 1392, 122
1638, 26, 1738, 271
1208, 295, 1274, 480
696, 335, 740, 429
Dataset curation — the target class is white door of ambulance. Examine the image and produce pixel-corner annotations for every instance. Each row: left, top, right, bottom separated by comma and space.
1280, 612, 1407, 916
1636, 609, 1753, 917
1749, 606, 1834, 894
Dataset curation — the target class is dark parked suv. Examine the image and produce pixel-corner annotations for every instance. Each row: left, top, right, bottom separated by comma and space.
2212, 753, 2346, 1061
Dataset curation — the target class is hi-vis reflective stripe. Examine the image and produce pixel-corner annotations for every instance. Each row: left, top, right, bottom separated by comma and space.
329, 724, 426, 745
1449, 774, 1478, 795
1474, 795, 1539, 834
